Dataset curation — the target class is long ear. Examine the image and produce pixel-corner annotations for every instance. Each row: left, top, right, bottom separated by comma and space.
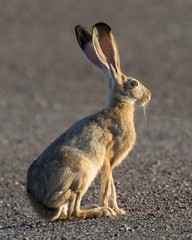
75, 25, 108, 72
92, 22, 121, 73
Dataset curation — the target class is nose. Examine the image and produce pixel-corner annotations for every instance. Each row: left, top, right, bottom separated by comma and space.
147, 90, 152, 97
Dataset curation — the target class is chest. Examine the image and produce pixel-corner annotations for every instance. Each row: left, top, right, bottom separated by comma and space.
106, 117, 136, 168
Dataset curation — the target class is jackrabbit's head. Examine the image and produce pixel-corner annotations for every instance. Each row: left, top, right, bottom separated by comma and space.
75, 22, 151, 106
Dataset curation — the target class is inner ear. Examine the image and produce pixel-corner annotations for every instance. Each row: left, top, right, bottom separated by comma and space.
92, 22, 121, 72
96, 27, 116, 69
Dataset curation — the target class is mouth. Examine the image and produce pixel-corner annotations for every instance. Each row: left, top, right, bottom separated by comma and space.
136, 94, 151, 106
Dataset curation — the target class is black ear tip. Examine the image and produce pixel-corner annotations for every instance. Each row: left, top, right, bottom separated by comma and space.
93, 22, 112, 32
75, 25, 92, 50
75, 25, 81, 31
95, 22, 109, 26
75, 25, 81, 45
75, 25, 81, 36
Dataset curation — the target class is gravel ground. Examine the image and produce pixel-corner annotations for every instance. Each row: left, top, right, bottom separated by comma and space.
0, 1, 192, 239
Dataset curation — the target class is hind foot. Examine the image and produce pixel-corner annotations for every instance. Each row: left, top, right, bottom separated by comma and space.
80, 204, 99, 210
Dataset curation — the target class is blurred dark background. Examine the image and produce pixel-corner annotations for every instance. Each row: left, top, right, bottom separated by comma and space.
0, 1, 192, 239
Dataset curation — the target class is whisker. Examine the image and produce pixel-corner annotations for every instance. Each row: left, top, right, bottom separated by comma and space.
143, 105, 147, 126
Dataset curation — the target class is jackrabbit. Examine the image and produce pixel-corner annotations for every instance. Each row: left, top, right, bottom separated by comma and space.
27, 22, 151, 221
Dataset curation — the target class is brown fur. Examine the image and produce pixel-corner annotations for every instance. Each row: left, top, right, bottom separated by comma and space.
27, 22, 151, 221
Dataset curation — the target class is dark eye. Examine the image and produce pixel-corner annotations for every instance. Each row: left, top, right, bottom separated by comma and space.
131, 80, 138, 87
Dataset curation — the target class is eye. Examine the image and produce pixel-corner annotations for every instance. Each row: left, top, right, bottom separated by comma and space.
131, 80, 138, 87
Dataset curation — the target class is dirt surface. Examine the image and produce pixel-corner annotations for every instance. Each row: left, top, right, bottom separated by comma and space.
0, 1, 192, 239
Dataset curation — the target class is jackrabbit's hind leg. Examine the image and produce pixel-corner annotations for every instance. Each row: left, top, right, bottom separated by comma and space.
60, 189, 84, 220
64, 190, 116, 220
57, 191, 79, 220
74, 182, 117, 219
57, 203, 68, 220
80, 204, 99, 210
58, 190, 116, 220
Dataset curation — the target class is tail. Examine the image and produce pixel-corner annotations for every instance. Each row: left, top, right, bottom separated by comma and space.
27, 188, 62, 221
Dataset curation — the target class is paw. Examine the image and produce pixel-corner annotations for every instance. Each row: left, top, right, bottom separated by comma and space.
99, 206, 117, 217
67, 215, 78, 221
113, 207, 126, 215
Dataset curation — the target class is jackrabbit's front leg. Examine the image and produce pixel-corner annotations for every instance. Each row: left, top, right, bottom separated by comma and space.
108, 174, 126, 215
100, 167, 116, 216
